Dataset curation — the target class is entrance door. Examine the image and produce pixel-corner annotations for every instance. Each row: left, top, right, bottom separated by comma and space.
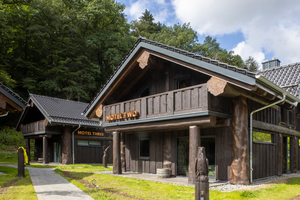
54, 142, 61, 163
177, 137, 189, 176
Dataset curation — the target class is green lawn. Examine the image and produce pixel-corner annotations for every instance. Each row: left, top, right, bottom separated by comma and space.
55, 166, 300, 200
0, 166, 37, 200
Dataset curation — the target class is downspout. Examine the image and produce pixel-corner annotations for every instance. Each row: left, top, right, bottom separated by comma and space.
0, 112, 9, 117
249, 92, 286, 184
72, 124, 81, 164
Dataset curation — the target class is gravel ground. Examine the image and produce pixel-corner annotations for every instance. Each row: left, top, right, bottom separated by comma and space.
211, 172, 300, 192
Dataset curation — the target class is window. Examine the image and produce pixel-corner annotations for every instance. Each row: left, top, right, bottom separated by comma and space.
139, 139, 150, 158
281, 107, 287, 123
176, 78, 191, 89
253, 131, 273, 143
77, 140, 101, 146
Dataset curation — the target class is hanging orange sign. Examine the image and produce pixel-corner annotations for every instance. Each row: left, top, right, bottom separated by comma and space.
106, 110, 139, 121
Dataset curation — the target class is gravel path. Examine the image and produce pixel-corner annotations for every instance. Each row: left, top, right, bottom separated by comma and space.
211, 172, 300, 192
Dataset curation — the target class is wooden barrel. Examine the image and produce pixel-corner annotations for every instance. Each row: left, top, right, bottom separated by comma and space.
157, 168, 170, 178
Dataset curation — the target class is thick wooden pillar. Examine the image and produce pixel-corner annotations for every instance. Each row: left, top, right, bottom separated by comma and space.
163, 131, 172, 174
43, 136, 48, 164
25, 138, 30, 164
291, 136, 299, 173
62, 126, 72, 164
277, 134, 283, 176
120, 132, 126, 172
230, 96, 249, 185
188, 126, 201, 184
113, 131, 121, 174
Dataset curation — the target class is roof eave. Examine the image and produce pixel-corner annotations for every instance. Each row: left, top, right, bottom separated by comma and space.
255, 75, 300, 107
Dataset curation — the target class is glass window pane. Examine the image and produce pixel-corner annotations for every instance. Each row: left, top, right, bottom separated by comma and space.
89, 141, 101, 146
139, 139, 149, 158
77, 140, 88, 146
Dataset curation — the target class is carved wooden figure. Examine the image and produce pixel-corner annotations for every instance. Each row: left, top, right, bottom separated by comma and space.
102, 145, 110, 168
195, 147, 209, 200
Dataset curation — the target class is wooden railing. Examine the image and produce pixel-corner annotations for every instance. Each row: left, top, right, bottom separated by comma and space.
21, 120, 45, 134
103, 83, 210, 124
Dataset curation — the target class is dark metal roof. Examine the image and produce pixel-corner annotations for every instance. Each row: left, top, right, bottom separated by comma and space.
83, 37, 257, 115
29, 94, 100, 126
260, 62, 300, 98
0, 82, 27, 109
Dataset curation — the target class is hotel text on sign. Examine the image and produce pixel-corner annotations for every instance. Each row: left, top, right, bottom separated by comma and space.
106, 110, 139, 121
77, 131, 104, 137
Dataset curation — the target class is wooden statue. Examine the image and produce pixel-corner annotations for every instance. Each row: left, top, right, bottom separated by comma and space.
195, 147, 209, 200
102, 145, 110, 168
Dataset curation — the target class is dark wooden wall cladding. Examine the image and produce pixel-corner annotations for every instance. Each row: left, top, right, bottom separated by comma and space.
252, 142, 277, 180
247, 99, 281, 125
74, 140, 112, 164
116, 58, 211, 103
202, 126, 232, 181
124, 128, 231, 180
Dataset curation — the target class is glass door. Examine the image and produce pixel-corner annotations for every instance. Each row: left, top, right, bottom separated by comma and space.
54, 142, 61, 163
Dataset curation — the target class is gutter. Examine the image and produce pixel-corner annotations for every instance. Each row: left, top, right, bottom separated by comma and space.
72, 124, 81, 164
249, 92, 286, 184
0, 112, 9, 117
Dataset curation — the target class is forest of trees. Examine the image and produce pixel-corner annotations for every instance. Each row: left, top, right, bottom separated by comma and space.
0, 1, 258, 103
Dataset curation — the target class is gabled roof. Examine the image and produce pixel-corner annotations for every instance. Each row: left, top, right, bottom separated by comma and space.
83, 37, 300, 118
17, 94, 100, 129
0, 82, 28, 112
260, 62, 300, 98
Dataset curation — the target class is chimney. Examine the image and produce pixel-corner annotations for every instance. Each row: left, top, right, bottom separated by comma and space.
262, 58, 281, 70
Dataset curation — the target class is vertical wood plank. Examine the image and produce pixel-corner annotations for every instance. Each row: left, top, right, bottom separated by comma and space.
167, 92, 174, 115
154, 96, 160, 114
183, 89, 191, 110
191, 88, 199, 108
161, 94, 167, 113
141, 98, 146, 119
150, 133, 156, 174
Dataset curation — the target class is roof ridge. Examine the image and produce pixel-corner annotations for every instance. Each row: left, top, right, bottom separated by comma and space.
30, 93, 88, 105
260, 62, 300, 72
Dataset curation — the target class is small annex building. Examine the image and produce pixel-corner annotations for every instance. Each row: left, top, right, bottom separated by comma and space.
16, 94, 112, 165
0, 82, 28, 116
83, 38, 300, 185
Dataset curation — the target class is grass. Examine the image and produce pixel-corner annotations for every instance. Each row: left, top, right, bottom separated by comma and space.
54, 166, 300, 200
0, 166, 37, 200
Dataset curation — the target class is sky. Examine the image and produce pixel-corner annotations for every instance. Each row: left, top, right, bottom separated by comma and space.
118, 0, 300, 69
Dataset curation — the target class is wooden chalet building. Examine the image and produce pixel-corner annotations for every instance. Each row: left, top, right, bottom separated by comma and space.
16, 94, 112, 165
0, 82, 28, 116
83, 38, 300, 185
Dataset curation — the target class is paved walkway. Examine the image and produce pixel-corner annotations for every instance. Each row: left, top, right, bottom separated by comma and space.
0, 165, 93, 200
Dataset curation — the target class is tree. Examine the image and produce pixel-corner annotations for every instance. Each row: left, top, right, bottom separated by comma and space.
130, 9, 163, 38
245, 56, 259, 72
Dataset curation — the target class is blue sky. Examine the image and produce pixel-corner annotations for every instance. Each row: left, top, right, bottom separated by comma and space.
118, 0, 300, 69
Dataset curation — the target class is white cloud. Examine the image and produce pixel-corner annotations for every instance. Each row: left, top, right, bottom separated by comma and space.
171, 0, 300, 65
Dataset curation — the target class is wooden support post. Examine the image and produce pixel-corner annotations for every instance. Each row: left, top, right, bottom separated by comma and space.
277, 134, 283, 176
43, 136, 48, 164
291, 136, 299, 173
163, 132, 172, 175
230, 96, 249, 185
120, 132, 126, 172
18, 148, 25, 177
188, 126, 201, 184
62, 126, 72, 164
34, 139, 38, 161
25, 138, 30, 164
113, 132, 121, 174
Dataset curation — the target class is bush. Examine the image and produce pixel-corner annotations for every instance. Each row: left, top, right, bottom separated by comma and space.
0, 126, 25, 147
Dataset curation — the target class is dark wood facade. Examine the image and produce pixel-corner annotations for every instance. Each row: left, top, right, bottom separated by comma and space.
85, 39, 300, 185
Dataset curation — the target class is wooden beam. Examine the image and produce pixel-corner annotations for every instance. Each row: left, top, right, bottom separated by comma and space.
137, 51, 150, 69
113, 132, 121, 174
188, 126, 200, 184
230, 96, 249, 185
253, 120, 300, 137
0, 93, 23, 111
104, 116, 216, 133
